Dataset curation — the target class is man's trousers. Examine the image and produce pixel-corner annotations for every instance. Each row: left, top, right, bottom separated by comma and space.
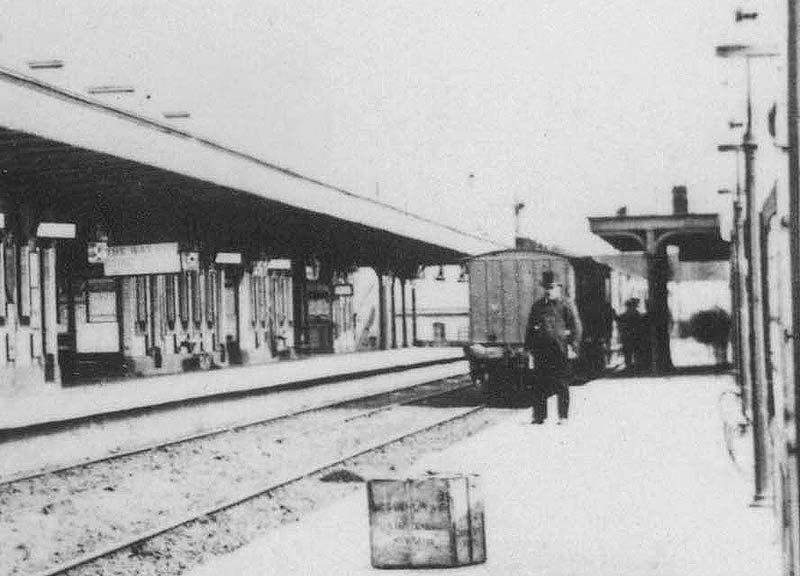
532, 371, 570, 422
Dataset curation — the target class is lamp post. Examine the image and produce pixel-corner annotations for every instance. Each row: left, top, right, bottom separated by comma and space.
513, 200, 526, 240
716, 44, 779, 505
787, 5, 800, 558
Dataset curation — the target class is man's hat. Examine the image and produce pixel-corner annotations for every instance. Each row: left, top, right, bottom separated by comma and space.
540, 270, 558, 287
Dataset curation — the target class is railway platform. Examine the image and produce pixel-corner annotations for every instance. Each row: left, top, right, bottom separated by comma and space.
0, 347, 464, 431
189, 371, 781, 576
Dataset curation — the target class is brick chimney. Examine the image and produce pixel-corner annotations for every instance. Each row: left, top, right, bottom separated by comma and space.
672, 186, 688, 215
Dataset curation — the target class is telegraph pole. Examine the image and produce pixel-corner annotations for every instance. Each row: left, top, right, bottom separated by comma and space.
716, 43, 779, 504
787, 0, 800, 538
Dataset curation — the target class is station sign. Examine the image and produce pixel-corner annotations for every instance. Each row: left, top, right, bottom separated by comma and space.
104, 242, 181, 276
266, 258, 291, 271
251, 260, 269, 277
215, 252, 242, 265
37, 222, 76, 239
334, 283, 354, 297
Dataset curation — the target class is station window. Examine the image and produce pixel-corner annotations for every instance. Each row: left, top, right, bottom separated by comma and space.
165, 274, 177, 329
433, 322, 446, 342
135, 276, 148, 333
190, 271, 201, 328
205, 270, 216, 328
86, 279, 117, 324
251, 274, 269, 328
178, 272, 190, 328
249, 274, 257, 326
3, 238, 15, 305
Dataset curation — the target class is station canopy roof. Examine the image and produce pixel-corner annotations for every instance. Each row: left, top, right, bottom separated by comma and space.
0, 67, 507, 271
588, 213, 730, 262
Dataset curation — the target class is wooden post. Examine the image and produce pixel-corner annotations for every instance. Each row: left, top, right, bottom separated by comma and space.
376, 268, 386, 350
217, 266, 226, 361
390, 274, 397, 349
742, 133, 770, 504
787, 4, 800, 570
41, 243, 59, 382
401, 277, 408, 348
411, 284, 418, 346
291, 256, 306, 352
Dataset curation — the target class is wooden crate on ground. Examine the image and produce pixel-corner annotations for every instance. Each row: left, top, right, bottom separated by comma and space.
366, 474, 486, 568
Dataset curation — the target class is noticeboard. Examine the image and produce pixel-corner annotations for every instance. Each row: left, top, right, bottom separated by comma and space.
334, 283, 354, 297
104, 242, 181, 276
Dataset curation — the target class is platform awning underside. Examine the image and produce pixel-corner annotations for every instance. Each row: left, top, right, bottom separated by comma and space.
0, 67, 506, 269
588, 214, 730, 262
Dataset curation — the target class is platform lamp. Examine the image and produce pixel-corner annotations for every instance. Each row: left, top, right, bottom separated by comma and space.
716, 42, 780, 506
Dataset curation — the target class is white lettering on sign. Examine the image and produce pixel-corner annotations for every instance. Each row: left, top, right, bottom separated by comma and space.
215, 252, 242, 265
104, 242, 181, 276
266, 259, 291, 271
334, 283, 354, 297
37, 222, 76, 239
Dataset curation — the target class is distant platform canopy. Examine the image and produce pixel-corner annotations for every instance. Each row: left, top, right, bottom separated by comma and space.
0, 66, 507, 268
588, 213, 730, 262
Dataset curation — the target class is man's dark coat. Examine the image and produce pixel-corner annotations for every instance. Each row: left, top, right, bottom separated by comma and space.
524, 296, 583, 378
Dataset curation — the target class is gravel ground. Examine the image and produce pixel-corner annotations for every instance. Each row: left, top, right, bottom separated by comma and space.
0, 376, 503, 576
69, 404, 513, 576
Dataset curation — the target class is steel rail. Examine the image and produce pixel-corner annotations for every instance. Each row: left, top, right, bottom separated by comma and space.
30, 403, 487, 576
0, 356, 466, 441
1, 372, 470, 487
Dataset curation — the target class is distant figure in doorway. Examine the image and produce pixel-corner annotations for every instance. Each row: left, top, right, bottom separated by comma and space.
525, 271, 583, 425
616, 298, 644, 371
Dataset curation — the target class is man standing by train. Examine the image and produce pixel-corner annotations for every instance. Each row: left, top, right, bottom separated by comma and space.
525, 270, 583, 424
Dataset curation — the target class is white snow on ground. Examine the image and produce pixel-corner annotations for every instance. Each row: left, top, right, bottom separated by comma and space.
189, 372, 781, 576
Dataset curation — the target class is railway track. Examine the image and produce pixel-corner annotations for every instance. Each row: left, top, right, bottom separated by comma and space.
0, 361, 468, 482
1, 375, 470, 487
3, 376, 490, 576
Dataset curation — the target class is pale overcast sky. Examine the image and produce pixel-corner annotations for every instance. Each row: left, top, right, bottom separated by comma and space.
1, 0, 785, 253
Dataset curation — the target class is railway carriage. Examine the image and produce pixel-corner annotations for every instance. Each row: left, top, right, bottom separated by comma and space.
464, 248, 613, 402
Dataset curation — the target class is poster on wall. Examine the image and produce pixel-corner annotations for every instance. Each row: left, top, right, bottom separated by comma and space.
87, 242, 109, 264
181, 251, 200, 271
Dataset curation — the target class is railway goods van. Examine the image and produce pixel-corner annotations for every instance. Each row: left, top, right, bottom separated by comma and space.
464, 249, 612, 401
